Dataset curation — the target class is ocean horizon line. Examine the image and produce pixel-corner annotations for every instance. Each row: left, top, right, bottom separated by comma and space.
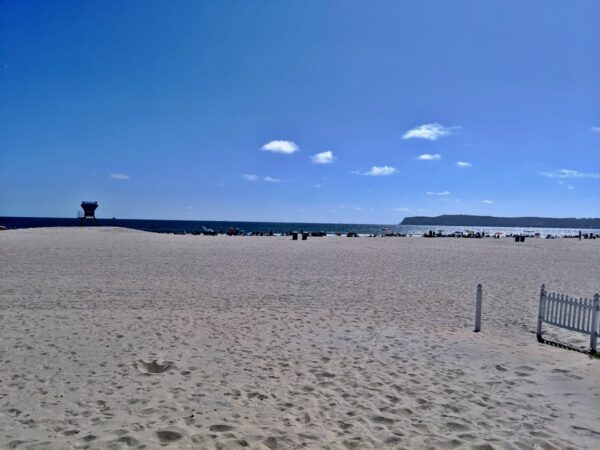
0, 215, 392, 227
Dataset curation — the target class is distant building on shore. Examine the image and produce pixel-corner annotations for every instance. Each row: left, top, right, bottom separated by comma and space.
78, 201, 98, 225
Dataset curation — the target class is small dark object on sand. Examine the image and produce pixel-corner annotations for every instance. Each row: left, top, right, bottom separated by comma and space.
138, 360, 173, 374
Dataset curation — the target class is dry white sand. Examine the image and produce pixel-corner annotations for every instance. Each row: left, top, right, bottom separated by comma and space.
0, 227, 599, 449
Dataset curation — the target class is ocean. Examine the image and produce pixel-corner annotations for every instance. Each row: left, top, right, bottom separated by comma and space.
1, 216, 597, 237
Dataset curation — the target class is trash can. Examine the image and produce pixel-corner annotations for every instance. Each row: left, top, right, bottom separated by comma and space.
292, 232, 298, 240
302, 232, 308, 240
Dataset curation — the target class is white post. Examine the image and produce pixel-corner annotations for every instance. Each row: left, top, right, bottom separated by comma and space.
537, 284, 546, 343
590, 293, 599, 354
474, 284, 483, 332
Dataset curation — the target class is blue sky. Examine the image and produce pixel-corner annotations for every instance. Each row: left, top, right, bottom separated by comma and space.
1, 0, 599, 223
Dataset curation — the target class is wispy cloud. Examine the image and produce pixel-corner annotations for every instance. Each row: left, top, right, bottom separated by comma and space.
482, 199, 493, 204
416, 153, 441, 161
591, 126, 600, 133
314, 184, 322, 188
558, 181, 575, 190
311, 150, 334, 164
540, 169, 600, 179
402, 123, 457, 141
456, 161, 472, 168
353, 166, 397, 176
110, 173, 130, 180
244, 173, 283, 183
394, 207, 410, 212
261, 140, 299, 154
426, 191, 450, 196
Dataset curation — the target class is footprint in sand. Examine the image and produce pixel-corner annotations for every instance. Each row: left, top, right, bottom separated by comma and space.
263, 436, 278, 450
209, 424, 236, 432
79, 434, 97, 443
156, 430, 183, 443
372, 416, 395, 425
116, 435, 140, 446
445, 421, 471, 432
514, 366, 535, 377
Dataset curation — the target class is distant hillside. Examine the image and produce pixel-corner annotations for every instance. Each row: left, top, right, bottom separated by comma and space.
400, 215, 600, 229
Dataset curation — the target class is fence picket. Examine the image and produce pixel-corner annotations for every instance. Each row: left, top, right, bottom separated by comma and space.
559, 294, 565, 325
576, 299, 582, 328
567, 296, 574, 328
591, 294, 599, 353
585, 299, 590, 332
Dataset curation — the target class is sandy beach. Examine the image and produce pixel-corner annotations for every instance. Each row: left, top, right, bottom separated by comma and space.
0, 227, 599, 449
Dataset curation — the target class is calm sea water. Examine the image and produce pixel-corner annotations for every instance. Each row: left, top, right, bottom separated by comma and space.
1, 216, 598, 237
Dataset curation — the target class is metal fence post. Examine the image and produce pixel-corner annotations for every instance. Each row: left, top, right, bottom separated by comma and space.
536, 284, 546, 343
474, 284, 483, 332
590, 293, 599, 354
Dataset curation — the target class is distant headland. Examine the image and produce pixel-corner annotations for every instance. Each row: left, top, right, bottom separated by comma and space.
400, 215, 600, 229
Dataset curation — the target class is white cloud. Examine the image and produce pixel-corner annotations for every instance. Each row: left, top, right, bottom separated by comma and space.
567, 185, 575, 190
264, 176, 282, 183
416, 153, 441, 161
394, 207, 410, 212
311, 150, 334, 164
314, 184, 322, 188
402, 123, 457, 140
110, 173, 130, 180
367, 166, 397, 176
426, 191, 450, 196
353, 166, 397, 176
456, 161, 472, 168
482, 200, 493, 204
261, 140, 299, 154
243, 174, 258, 181
540, 169, 600, 179
591, 127, 600, 133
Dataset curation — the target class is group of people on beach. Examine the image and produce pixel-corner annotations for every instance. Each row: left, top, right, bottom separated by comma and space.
186, 228, 600, 239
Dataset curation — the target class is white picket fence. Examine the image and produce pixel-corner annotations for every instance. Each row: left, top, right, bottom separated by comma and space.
537, 284, 600, 353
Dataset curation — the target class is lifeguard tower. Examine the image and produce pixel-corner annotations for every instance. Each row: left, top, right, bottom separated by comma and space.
78, 201, 98, 225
